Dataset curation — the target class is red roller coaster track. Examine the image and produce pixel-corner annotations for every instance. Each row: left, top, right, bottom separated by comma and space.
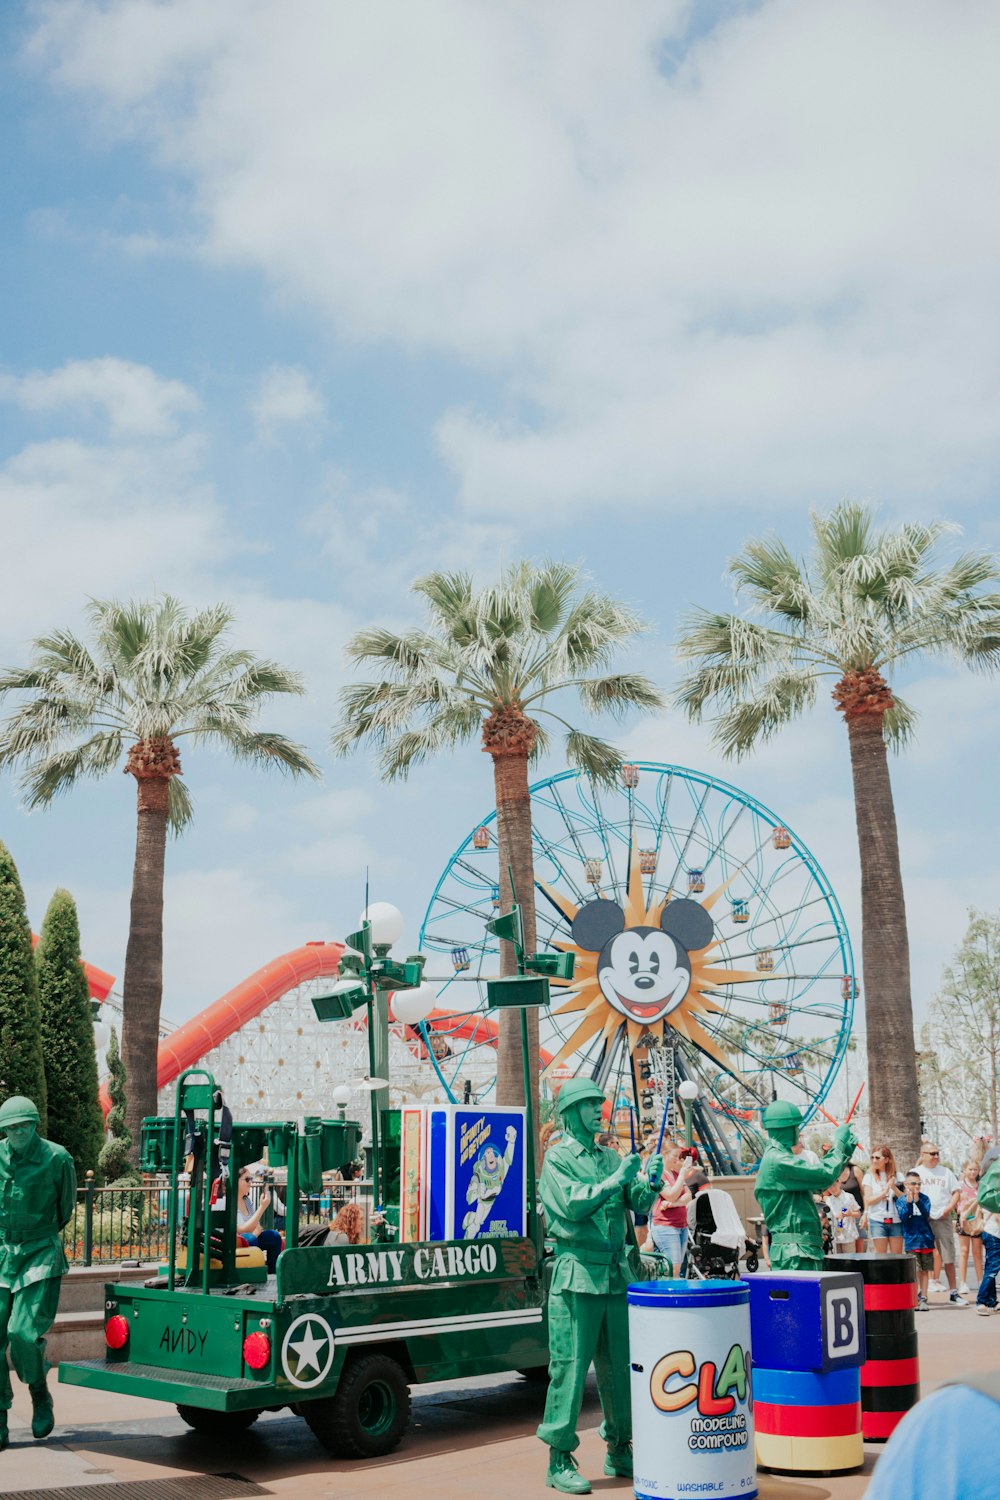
91, 941, 549, 1114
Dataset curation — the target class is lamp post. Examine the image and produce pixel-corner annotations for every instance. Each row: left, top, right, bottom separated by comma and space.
358, 902, 404, 1197
678, 1079, 700, 1150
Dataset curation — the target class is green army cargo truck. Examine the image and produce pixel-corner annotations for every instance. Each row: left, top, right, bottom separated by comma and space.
60, 1071, 550, 1457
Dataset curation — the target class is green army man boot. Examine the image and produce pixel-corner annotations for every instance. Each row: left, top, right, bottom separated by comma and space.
0, 1413, 8, 1451
604, 1442, 633, 1477
546, 1448, 591, 1494
30, 1382, 54, 1440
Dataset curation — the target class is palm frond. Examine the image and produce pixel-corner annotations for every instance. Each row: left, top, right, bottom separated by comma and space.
547, 591, 646, 677
377, 703, 482, 780
709, 670, 818, 759
882, 695, 918, 752
412, 571, 477, 644
168, 776, 194, 833
564, 730, 622, 787
575, 674, 664, 721
20, 733, 125, 806
30, 630, 113, 697
202, 729, 319, 778
346, 628, 439, 677
332, 679, 471, 754
527, 559, 580, 633
729, 536, 812, 620
0, 690, 106, 761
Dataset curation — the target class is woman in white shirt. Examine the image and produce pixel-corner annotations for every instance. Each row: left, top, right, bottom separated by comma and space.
862, 1144, 903, 1254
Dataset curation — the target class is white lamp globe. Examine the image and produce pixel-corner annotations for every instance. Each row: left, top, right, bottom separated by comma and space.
331, 1085, 352, 1109
91, 1020, 110, 1051
361, 902, 404, 948
391, 984, 437, 1026
677, 1080, 700, 1102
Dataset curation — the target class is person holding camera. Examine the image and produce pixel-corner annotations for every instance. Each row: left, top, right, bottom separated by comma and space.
863, 1145, 903, 1254
235, 1165, 283, 1273
897, 1171, 934, 1309
649, 1140, 695, 1274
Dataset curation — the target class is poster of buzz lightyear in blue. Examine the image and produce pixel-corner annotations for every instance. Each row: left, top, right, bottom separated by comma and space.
425, 1105, 527, 1241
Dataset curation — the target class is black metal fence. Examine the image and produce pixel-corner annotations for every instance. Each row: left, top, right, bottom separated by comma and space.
62, 1172, 376, 1267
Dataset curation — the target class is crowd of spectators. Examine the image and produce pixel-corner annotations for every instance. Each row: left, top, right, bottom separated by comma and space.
555, 1106, 1000, 1319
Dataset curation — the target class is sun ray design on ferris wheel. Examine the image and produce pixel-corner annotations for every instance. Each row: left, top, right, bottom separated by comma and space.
538, 838, 758, 1075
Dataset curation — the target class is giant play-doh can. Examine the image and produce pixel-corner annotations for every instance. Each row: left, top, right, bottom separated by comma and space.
628, 1279, 757, 1500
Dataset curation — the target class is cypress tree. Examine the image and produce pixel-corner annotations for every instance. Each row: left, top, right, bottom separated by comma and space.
98, 1027, 140, 1186
37, 888, 104, 1177
0, 840, 47, 1125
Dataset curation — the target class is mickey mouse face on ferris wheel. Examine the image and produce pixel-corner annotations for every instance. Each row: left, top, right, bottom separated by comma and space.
571, 899, 715, 1026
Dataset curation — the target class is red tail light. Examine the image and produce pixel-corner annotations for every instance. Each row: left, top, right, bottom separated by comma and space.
105, 1314, 129, 1350
243, 1331, 271, 1370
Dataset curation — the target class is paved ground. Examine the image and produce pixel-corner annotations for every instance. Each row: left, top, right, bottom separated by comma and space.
1, 1293, 996, 1498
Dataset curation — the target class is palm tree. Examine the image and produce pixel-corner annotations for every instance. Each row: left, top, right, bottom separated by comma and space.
332, 560, 662, 1111
0, 596, 319, 1146
674, 504, 1000, 1167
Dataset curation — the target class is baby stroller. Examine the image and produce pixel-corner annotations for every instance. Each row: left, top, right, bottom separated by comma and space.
686, 1189, 760, 1280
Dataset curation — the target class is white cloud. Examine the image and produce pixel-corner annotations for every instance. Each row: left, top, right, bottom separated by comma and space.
291, 787, 376, 832
0, 432, 228, 658
28, 0, 1000, 517
250, 364, 325, 437
160, 865, 307, 1011
303, 480, 517, 607
221, 801, 261, 834
0, 357, 199, 438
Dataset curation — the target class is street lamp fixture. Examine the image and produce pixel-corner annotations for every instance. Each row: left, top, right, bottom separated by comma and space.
677, 1079, 700, 1149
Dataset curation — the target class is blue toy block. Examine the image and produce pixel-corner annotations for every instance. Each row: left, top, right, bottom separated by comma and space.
748, 1271, 866, 1373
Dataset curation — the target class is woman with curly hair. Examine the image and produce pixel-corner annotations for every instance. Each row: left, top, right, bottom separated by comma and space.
328, 1201, 366, 1245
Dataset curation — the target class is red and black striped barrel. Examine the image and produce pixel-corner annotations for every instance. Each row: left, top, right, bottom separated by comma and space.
825, 1252, 919, 1440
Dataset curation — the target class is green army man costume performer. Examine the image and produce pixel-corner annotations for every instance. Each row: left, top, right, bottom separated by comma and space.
755, 1100, 857, 1271
537, 1077, 662, 1495
0, 1096, 76, 1447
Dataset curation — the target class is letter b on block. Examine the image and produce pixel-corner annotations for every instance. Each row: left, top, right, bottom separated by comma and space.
825, 1286, 860, 1361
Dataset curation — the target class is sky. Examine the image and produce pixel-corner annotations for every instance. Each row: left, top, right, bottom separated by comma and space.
2, 0, 999, 1068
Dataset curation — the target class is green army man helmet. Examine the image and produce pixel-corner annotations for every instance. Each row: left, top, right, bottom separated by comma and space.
762, 1098, 803, 1144
0, 1096, 40, 1129
554, 1077, 607, 1120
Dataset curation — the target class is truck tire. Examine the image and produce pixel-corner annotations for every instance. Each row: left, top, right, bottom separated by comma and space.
518, 1366, 550, 1384
176, 1406, 260, 1435
302, 1352, 411, 1458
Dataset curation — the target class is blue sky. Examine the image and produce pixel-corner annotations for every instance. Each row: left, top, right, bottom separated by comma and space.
1, 0, 999, 1060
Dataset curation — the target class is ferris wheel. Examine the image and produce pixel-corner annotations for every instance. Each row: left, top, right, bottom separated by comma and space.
417, 762, 856, 1170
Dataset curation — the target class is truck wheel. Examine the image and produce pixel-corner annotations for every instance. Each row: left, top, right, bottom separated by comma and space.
302, 1352, 410, 1459
518, 1366, 550, 1384
176, 1406, 260, 1435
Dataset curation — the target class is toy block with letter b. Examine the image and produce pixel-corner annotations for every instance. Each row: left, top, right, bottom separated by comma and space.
748, 1271, 866, 1373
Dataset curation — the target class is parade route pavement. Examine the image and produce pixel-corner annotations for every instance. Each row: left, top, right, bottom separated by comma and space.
1, 1293, 994, 1499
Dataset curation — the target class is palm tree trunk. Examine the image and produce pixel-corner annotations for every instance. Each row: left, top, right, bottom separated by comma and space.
121, 774, 169, 1155
491, 750, 540, 1138
845, 713, 921, 1167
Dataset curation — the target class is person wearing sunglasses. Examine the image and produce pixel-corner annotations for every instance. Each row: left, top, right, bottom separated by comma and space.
912, 1143, 966, 1304
863, 1146, 903, 1255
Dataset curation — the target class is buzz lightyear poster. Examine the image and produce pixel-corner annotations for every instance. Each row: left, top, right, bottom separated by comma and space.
425, 1105, 526, 1241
